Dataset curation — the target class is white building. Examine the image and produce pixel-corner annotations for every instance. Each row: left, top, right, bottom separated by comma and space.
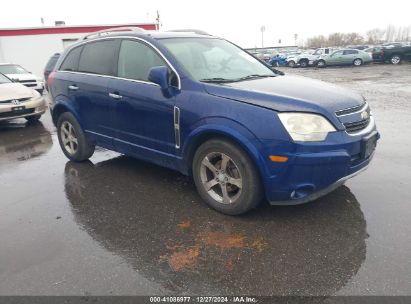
0, 23, 156, 78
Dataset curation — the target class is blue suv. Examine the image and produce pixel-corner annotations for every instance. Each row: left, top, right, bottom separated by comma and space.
48, 29, 379, 215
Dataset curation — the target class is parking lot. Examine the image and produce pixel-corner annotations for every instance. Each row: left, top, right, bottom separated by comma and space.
0, 63, 410, 296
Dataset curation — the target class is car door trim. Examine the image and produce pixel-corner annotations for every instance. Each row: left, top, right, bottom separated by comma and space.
57, 36, 182, 90
174, 106, 181, 149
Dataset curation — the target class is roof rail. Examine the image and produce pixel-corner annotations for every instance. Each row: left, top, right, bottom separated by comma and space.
83, 26, 146, 40
166, 29, 211, 36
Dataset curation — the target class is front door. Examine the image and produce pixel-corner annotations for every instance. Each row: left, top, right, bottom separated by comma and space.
109, 39, 177, 166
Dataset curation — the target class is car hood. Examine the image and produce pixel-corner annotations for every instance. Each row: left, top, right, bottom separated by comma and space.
203, 75, 364, 114
5, 73, 39, 81
0, 83, 35, 101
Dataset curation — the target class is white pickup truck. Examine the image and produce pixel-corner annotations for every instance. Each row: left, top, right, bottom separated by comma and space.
287, 48, 337, 67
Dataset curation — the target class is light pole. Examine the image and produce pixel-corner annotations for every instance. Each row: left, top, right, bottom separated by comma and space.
260, 26, 266, 48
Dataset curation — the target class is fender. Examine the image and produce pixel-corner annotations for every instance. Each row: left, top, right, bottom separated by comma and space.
180, 117, 271, 181
51, 95, 84, 128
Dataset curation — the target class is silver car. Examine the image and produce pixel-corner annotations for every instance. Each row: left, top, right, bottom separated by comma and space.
0, 73, 46, 122
316, 49, 372, 67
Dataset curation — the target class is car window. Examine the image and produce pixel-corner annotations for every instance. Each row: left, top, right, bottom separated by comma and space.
0, 73, 12, 84
161, 38, 274, 81
325, 49, 330, 54
332, 51, 344, 56
343, 50, 358, 55
60, 47, 83, 71
46, 55, 60, 71
117, 39, 166, 82
78, 40, 119, 75
0, 64, 27, 74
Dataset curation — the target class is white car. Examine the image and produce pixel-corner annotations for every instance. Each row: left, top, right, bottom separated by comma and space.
0, 63, 44, 94
293, 48, 338, 67
0, 73, 46, 122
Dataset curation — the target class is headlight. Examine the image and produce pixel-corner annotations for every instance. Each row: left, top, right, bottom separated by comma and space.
278, 112, 336, 142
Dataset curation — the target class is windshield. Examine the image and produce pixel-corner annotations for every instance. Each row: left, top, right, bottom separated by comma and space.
0, 73, 12, 84
0, 64, 28, 74
160, 38, 275, 82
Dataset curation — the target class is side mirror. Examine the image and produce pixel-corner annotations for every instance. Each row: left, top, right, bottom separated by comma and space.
148, 66, 169, 91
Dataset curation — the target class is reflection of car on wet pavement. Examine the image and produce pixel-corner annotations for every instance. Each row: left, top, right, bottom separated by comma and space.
65, 158, 367, 295
0, 121, 52, 169
49, 29, 379, 215
0, 73, 47, 122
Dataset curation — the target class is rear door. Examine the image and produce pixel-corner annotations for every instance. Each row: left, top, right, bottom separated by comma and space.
75, 39, 120, 148
108, 39, 177, 162
342, 50, 357, 64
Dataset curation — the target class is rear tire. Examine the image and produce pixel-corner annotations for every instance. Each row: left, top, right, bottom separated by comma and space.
192, 139, 263, 215
316, 60, 326, 68
299, 59, 309, 67
57, 112, 95, 162
353, 58, 363, 66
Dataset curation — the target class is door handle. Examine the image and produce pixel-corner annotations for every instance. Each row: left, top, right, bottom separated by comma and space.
108, 92, 123, 100
68, 85, 79, 91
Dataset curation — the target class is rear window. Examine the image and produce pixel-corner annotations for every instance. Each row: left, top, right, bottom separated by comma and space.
78, 40, 119, 75
60, 46, 83, 71
46, 54, 60, 71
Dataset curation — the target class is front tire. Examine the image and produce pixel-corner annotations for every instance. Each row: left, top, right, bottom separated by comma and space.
390, 55, 401, 64
192, 139, 263, 215
287, 60, 296, 67
57, 112, 95, 162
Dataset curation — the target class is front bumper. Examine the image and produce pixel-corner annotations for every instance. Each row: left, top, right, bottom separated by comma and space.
265, 120, 379, 205
0, 97, 47, 122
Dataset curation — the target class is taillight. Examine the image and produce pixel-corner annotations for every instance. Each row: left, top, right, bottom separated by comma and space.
48, 71, 56, 89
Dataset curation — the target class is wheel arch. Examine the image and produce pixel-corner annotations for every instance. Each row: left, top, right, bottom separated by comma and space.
51, 98, 82, 127
181, 125, 269, 184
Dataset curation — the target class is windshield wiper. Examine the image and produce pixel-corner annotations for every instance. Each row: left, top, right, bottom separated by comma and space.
199, 77, 235, 83
234, 74, 277, 81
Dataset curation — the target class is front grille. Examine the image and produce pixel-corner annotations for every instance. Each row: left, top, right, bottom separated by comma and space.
23, 83, 37, 87
0, 108, 34, 118
335, 103, 366, 116
0, 97, 31, 104
344, 118, 370, 133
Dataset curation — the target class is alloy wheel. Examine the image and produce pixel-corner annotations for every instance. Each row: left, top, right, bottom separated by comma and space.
60, 121, 78, 155
200, 152, 242, 204
391, 56, 401, 64
354, 59, 362, 66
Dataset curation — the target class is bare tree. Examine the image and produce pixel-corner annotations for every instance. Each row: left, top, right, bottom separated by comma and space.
366, 28, 385, 44
344, 32, 365, 45
328, 33, 345, 46
385, 24, 396, 42
306, 35, 327, 48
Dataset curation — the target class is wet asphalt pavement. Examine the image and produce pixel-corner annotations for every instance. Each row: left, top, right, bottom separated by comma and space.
0, 64, 410, 296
